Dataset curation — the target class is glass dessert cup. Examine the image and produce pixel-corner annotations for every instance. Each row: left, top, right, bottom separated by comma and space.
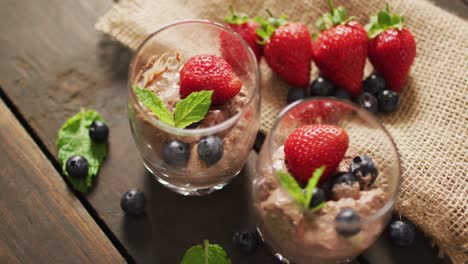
128, 20, 260, 196
253, 98, 401, 263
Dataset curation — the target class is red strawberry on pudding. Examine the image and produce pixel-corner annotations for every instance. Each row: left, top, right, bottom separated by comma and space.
366, 4, 416, 92
284, 124, 349, 183
180, 54, 242, 105
312, 1, 368, 96
257, 12, 313, 88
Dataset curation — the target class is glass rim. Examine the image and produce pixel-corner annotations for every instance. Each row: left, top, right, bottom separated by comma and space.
267, 97, 402, 224
128, 19, 260, 137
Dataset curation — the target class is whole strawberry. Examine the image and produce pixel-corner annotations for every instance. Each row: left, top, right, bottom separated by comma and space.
259, 13, 313, 88
312, 1, 368, 96
180, 54, 242, 105
222, 7, 262, 63
284, 124, 349, 183
366, 4, 416, 92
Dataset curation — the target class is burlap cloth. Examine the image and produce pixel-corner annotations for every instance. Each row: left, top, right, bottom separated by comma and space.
96, 0, 468, 262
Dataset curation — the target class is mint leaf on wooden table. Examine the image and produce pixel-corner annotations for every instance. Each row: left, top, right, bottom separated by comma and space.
174, 90, 212, 128
57, 109, 107, 192
133, 84, 175, 126
133, 84, 213, 129
278, 166, 326, 211
180, 240, 231, 264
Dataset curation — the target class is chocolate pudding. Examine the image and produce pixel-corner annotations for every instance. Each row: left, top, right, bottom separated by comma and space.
129, 53, 259, 194
253, 146, 390, 263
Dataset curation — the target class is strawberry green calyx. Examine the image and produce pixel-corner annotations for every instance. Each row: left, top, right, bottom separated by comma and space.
225, 6, 249, 24
315, 0, 354, 32
255, 9, 288, 45
365, 3, 405, 39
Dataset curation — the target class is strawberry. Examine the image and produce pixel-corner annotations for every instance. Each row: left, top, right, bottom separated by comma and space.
258, 13, 313, 88
366, 4, 416, 92
311, 1, 368, 96
284, 124, 349, 183
179, 54, 242, 105
222, 7, 262, 63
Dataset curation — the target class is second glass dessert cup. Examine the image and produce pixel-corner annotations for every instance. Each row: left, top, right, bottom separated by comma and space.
253, 98, 401, 263
128, 20, 260, 196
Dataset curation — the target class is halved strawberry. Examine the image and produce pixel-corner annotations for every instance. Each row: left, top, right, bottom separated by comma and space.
179, 54, 242, 105
284, 124, 349, 183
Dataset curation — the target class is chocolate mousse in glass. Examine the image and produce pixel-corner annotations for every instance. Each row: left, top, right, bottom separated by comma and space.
128, 20, 260, 196
253, 98, 401, 263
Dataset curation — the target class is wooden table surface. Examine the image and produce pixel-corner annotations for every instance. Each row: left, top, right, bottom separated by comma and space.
0, 0, 465, 263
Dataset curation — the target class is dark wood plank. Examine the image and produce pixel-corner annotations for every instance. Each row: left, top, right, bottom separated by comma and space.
0, 0, 462, 263
0, 100, 124, 263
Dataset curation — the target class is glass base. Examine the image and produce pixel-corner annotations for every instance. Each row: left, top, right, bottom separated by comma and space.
143, 162, 237, 196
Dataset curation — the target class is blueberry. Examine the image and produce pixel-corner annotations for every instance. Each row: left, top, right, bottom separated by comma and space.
287, 87, 307, 104
66, 155, 88, 178
363, 74, 386, 96
332, 172, 358, 186
89, 121, 109, 144
331, 172, 360, 200
388, 218, 416, 246
378, 90, 400, 113
120, 189, 146, 216
335, 208, 361, 237
197, 136, 224, 165
162, 140, 190, 167
233, 230, 260, 255
333, 88, 351, 100
357, 92, 379, 113
309, 188, 326, 208
349, 155, 378, 189
310, 77, 336, 96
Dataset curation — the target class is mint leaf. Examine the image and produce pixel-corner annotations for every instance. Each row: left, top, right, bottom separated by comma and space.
180, 240, 231, 264
310, 202, 326, 212
278, 171, 305, 206
174, 90, 212, 128
304, 166, 326, 208
133, 84, 175, 126
57, 109, 107, 192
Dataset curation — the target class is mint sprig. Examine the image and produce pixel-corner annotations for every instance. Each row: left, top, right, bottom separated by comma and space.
278, 166, 326, 212
365, 3, 405, 38
133, 85, 212, 129
57, 109, 107, 192
180, 240, 231, 264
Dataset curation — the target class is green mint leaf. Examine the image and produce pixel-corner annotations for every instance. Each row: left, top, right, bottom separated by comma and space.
304, 166, 326, 208
180, 240, 231, 264
278, 171, 305, 206
174, 90, 212, 128
133, 84, 175, 126
57, 109, 107, 192
310, 202, 326, 213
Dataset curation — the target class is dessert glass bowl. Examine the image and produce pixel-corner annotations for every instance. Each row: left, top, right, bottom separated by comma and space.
253, 98, 401, 263
128, 20, 260, 196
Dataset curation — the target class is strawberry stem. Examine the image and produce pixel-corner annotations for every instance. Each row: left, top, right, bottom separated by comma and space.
364, 3, 405, 39
328, 0, 335, 13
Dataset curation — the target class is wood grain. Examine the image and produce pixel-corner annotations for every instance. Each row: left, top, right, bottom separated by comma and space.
0, 100, 124, 263
0, 0, 463, 263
